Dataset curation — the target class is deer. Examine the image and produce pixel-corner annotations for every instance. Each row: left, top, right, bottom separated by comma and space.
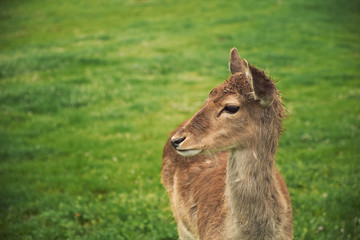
161, 48, 293, 240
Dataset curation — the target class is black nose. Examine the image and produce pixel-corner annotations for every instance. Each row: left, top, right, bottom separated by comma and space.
171, 137, 186, 149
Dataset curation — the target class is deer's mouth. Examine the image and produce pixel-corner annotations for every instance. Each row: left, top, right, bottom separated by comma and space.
176, 149, 202, 157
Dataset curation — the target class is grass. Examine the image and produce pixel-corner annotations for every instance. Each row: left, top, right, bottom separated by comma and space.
0, 0, 359, 239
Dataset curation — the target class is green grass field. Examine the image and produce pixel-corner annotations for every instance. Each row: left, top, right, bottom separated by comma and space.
0, 0, 359, 239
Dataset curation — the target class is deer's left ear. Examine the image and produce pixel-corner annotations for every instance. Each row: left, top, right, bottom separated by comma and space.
251, 67, 275, 108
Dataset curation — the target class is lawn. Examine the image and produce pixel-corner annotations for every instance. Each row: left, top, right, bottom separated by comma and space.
0, 0, 359, 239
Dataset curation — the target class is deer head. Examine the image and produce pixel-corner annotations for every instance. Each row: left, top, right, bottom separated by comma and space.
171, 48, 277, 157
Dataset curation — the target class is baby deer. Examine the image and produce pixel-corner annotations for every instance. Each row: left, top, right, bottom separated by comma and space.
161, 48, 293, 239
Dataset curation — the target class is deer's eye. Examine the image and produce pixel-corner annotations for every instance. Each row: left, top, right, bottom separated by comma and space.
223, 105, 240, 114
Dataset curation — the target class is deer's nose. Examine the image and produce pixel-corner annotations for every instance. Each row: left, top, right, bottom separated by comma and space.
171, 136, 186, 149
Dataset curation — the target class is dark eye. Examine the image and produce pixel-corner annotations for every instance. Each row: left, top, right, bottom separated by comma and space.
223, 105, 240, 114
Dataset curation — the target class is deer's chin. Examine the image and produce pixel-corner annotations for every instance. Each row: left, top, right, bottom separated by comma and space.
176, 149, 202, 157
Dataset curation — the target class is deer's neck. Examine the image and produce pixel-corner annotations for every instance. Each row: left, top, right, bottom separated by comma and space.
225, 137, 284, 238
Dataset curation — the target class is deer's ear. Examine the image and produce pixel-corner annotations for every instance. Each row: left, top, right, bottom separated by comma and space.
229, 48, 252, 79
230, 48, 245, 74
230, 48, 274, 107
251, 68, 275, 108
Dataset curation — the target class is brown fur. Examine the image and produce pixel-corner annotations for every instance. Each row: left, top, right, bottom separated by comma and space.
161, 48, 293, 239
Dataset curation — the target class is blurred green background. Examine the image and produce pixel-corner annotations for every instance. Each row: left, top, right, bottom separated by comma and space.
0, 0, 359, 239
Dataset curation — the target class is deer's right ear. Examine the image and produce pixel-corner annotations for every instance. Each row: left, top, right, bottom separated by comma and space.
230, 48, 242, 74
229, 48, 252, 79
229, 48, 253, 83
229, 48, 244, 75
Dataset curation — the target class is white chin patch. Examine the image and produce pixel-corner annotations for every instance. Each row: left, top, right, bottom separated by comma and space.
176, 149, 202, 157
